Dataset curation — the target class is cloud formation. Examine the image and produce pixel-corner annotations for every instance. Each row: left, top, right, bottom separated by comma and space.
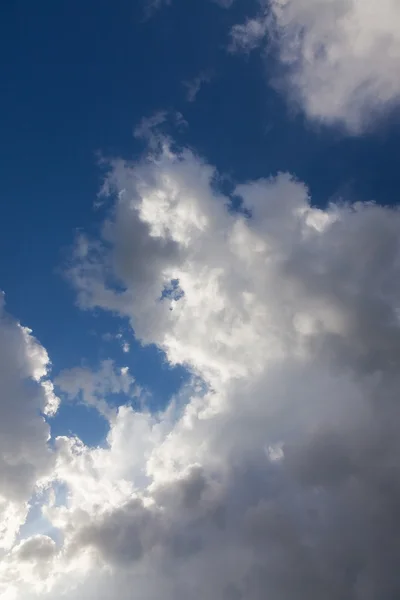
183, 70, 213, 102
55, 360, 136, 420
0, 294, 57, 553
3, 133, 400, 598
231, 0, 400, 132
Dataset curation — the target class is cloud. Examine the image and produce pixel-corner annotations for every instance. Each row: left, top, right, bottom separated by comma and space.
133, 111, 169, 140
0, 294, 57, 551
5, 136, 400, 598
55, 360, 136, 420
183, 70, 213, 103
143, 0, 232, 19
231, 0, 400, 132
133, 112, 188, 150
15, 535, 57, 563
102, 332, 131, 354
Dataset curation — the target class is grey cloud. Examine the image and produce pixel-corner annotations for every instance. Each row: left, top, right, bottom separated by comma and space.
75, 499, 161, 566
106, 200, 181, 291
16, 535, 57, 563
0, 296, 53, 505
57, 142, 400, 600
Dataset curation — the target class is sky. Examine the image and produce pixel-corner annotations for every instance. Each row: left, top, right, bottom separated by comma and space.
1, 0, 400, 597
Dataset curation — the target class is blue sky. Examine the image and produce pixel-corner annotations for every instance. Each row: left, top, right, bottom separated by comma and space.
2, 1, 399, 412
2, 0, 400, 597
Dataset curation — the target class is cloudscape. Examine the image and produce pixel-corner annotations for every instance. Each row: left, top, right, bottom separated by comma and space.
1, 1, 400, 598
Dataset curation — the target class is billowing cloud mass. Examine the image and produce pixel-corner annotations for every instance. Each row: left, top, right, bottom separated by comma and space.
0, 294, 57, 554
2, 133, 399, 598
213, 0, 235, 6
231, 0, 400, 132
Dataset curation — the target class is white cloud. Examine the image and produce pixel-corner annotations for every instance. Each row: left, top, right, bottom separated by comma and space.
55, 360, 136, 420
230, 16, 270, 52
231, 0, 400, 132
4, 136, 400, 598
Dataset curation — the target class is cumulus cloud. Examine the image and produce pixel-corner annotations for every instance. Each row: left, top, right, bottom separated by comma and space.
4, 135, 400, 598
231, 0, 400, 132
0, 294, 57, 552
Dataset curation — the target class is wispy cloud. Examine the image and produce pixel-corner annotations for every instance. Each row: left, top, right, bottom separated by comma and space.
183, 70, 214, 102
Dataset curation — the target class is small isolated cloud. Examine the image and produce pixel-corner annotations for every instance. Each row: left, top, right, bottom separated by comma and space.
231, 0, 400, 133
0, 294, 56, 550
183, 70, 214, 103
103, 332, 131, 354
55, 360, 135, 420
230, 16, 269, 53
144, 0, 232, 19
